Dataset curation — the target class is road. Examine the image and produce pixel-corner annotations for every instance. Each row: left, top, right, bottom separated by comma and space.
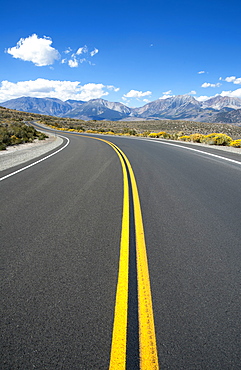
1, 130, 241, 369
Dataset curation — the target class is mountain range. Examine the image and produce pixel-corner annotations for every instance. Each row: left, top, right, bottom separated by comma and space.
1, 95, 241, 125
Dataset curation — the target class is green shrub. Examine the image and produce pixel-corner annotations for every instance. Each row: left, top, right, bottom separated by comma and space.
170, 133, 178, 140
37, 133, 48, 140
10, 135, 23, 145
0, 123, 48, 150
0, 142, 7, 150
140, 131, 151, 137
122, 128, 137, 136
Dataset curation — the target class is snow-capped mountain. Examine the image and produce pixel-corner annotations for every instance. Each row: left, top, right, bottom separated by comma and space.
200, 96, 241, 111
60, 99, 132, 120
133, 95, 202, 119
1, 95, 241, 124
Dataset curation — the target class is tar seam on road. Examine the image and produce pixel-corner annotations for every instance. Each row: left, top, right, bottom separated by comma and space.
0, 135, 70, 182
82, 136, 159, 369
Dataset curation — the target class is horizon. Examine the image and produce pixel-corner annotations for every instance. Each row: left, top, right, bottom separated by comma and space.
2, 93, 241, 109
1, 0, 240, 107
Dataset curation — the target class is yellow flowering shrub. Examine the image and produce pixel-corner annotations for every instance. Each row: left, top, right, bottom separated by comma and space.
148, 132, 159, 138
190, 133, 204, 142
157, 131, 170, 138
214, 134, 232, 145
200, 133, 216, 144
42, 122, 239, 148
86, 130, 99, 134
104, 131, 115, 135
140, 131, 151, 137
200, 133, 232, 145
178, 135, 191, 142
229, 139, 241, 148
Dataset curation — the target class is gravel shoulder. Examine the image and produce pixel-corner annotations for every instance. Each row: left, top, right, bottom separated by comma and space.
154, 137, 241, 154
0, 133, 63, 171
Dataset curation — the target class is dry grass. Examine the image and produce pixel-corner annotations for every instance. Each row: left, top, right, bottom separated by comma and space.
1, 106, 241, 139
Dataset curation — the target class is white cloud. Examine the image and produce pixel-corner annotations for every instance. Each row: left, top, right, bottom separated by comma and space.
64, 47, 72, 54
6, 34, 60, 66
64, 45, 98, 67
68, 57, 78, 68
0, 78, 120, 102
198, 71, 206, 74
159, 95, 173, 99
196, 88, 241, 101
123, 89, 152, 98
224, 76, 236, 83
107, 85, 120, 92
188, 90, 197, 95
196, 95, 211, 102
234, 78, 241, 85
6, 35, 99, 69
223, 76, 241, 85
162, 90, 172, 95
76, 45, 88, 55
78, 83, 109, 100
219, 88, 241, 98
159, 90, 174, 99
90, 48, 99, 57
201, 82, 222, 88
143, 99, 150, 103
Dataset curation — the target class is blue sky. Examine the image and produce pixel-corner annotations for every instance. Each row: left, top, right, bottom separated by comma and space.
0, 0, 240, 107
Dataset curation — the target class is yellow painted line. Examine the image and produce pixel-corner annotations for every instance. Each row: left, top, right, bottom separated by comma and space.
77, 136, 130, 369
116, 146, 159, 370
69, 133, 159, 369
108, 145, 129, 370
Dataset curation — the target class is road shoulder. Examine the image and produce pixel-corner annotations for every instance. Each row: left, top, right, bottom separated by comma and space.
0, 134, 63, 171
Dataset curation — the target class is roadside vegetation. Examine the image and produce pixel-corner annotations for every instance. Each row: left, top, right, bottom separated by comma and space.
49, 126, 241, 147
0, 121, 48, 150
147, 131, 241, 147
1, 106, 240, 150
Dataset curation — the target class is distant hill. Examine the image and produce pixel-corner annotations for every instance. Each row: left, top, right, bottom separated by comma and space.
62, 98, 132, 120
210, 108, 241, 124
1, 97, 74, 116
1, 95, 241, 125
1, 105, 241, 140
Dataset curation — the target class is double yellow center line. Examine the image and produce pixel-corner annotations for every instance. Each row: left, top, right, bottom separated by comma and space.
94, 138, 159, 369
70, 133, 159, 369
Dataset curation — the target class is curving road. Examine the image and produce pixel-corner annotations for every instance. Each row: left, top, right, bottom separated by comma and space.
1, 130, 241, 369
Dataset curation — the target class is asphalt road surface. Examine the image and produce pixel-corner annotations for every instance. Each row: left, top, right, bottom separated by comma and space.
1, 130, 241, 369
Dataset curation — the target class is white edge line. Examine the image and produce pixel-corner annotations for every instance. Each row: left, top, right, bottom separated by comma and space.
148, 139, 241, 166
0, 135, 69, 182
